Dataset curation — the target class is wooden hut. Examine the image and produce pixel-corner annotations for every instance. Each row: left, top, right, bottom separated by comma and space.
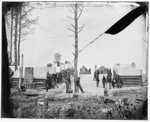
113, 63, 142, 87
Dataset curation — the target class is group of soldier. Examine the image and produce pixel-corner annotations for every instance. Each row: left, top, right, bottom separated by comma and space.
45, 72, 63, 92
45, 68, 123, 92
93, 69, 123, 89
63, 74, 84, 93
45, 69, 85, 93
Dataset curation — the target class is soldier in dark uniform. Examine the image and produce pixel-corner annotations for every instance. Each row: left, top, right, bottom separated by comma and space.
59, 73, 63, 84
9, 67, 14, 78
93, 71, 97, 81
67, 73, 71, 89
113, 75, 123, 88
54, 74, 58, 88
107, 69, 112, 89
76, 77, 84, 93
45, 72, 50, 92
107, 75, 111, 89
102, 75, 106, 88
116, 75, 123, 88
51, 74, 56, 89
95, 71, 100, 87
57, 73, 61, 84
112, 77, 117, 88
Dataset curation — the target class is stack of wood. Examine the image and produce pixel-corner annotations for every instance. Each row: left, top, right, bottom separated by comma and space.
120, 75, 142, 87
25, 82, 36, 89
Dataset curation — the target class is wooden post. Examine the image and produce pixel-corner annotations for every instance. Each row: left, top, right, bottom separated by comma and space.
18, 54, 23, 89
145, 12, 148, 83
43, 96, 48, 118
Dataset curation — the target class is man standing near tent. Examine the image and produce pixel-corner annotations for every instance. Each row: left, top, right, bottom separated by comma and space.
102, 75, 106, 88
93, 70, 100, 87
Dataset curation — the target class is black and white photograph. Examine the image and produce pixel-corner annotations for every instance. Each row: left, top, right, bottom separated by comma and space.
2, 1, 148, 119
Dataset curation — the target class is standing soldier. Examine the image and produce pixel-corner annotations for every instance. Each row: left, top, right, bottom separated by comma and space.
67, 74, 71, 89
58, 73, 63, 84
95, 70, 100, 87
9, 67, 14, 79
54, 73, 59, 88
52, 74, 57, 88
93, 71, 96, 81
116, 75, 123, 88
63, 77, 70, 93
102, 75, 106, 88
112, 77, 116, 88
76, 77, 84, 93
93, 65, 97, 81
107, 69, 112, 89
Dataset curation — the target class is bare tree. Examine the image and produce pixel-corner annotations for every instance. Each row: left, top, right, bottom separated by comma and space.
17, 5, 22, 66
2, 2, 23, 116
68, 3, 84, 93
5, 2, 37, 67
14, 6, 19, 70
4, 3, 23, 70
19, 3, 37, 41
18, 3, 37, 65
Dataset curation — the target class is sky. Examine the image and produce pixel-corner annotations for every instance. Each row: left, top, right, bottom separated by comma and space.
9, 2, 148, 73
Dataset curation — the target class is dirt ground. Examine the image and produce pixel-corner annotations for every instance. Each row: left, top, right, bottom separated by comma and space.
10, 86, 147, 119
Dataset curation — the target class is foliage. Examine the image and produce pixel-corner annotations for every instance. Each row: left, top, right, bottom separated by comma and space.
10, 88, 147, 119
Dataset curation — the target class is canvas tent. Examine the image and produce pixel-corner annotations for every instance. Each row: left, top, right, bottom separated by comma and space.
97, 66, 107, 74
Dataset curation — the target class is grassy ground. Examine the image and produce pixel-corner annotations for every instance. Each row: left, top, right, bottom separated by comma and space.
10, 87, 147, 119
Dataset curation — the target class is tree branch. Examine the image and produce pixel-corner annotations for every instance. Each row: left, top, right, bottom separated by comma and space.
70, 4, 75, 12
69, 35, 74, 37
20, 38, 26, 42
68, 28, 75, 32
71, 24, 75, 29
72, 52, 75, 56
5, 19, 11, 32
78, 24, 84, 33
67, 16, 74, 20
78, 5, 83, 11
68, 8, 74, 14
21, 30, 34, 38
77, 5, 84, 20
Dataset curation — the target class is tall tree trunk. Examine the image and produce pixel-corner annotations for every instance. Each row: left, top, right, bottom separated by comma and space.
2, 10, 12, 117
18, 7, 22, 66
145, 12, 148, 83
74, 4, 79, 93
10, 9, 13, 65
14, 10, 18, 71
